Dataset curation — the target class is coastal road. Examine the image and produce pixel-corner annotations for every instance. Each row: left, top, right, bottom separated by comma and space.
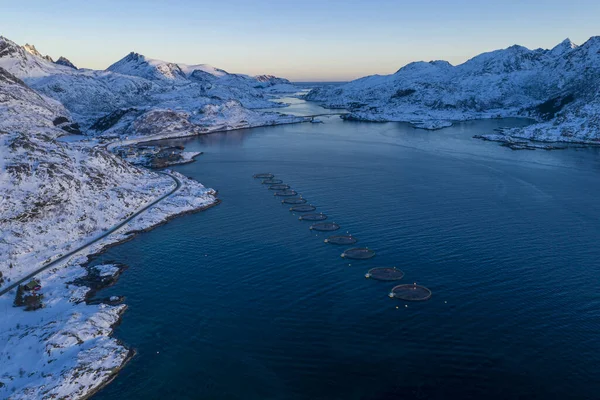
0, 172, 181, 297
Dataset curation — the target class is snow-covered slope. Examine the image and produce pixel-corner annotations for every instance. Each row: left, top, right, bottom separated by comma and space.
0, 67, 70, 134
306, 37, 600, 143
0, 64, 218, 398
0, 36, 302, 140
0, 66, 174, 281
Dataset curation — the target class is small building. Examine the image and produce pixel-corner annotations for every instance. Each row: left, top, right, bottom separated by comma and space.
24, 279, 41, 291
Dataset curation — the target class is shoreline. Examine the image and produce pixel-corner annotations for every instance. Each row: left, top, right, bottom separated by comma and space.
77, 197, 223, 398
303, 98, 600, 146
0, 168, 219, 399
81, 198, 223, 395
104, 117, 309, 151
74, 196, 223, 400
79, 303, 136, 400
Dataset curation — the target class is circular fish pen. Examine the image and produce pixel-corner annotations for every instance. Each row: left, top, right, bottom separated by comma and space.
388, 284, 432, 301
262, 179, 283, 184
282, 197, 307, 205
309, 222, 340, 232
324, 235, 358, 245
269, 184, 290, 190
274, 190, 298, 197
289, 205, 316, 212
253, 173, 274, 179
365, 267, 404, 281
299, 213, 327, 221
341, 248, 375, 260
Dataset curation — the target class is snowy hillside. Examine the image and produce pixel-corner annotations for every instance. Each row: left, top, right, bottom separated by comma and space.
305, 37, 600, 143
0, 66, 174, 282
0, 36, 303, 139
0, 62, 218, 398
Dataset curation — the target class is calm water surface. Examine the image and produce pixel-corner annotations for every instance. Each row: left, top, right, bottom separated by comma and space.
93, 101, 600, 400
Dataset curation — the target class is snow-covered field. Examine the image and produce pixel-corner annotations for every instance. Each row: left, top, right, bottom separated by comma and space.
306, 37, 600, 143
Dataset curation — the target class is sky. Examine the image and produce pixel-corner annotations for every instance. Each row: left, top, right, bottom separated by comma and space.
1, 0, 599, 81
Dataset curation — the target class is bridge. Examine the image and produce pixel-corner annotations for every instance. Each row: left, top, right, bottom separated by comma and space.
286, 112, 349, 122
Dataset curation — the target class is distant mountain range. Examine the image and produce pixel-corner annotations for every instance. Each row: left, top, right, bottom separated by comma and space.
0, 35, 298, 140
306, 37, 600, 143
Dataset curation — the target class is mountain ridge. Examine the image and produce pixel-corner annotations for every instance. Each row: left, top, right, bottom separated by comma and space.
0, 35, 301, 140
305, 36, 600, 142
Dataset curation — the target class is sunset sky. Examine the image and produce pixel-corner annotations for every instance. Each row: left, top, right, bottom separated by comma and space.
2, 0, 599, 81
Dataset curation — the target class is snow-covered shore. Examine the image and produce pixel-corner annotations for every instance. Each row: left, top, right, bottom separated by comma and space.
101, 102, 307, 147
0, 171, 218, 399
305, 37, 600, 143
0, 260, 131, 400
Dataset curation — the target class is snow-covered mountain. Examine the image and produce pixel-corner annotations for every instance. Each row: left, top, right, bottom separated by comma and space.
305, 37, 600, 143
0, 36, 301, 141
54, 56, 77, 69
23, 43, 54, 62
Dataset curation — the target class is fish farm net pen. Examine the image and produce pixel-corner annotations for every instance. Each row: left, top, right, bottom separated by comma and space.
341, 248, 376, 260
253, 173, 274, 179
389, 284, 432, 301
299, 213, 327, 221
309, 222, 341, 232
365, 267, 404, 281
282, 197, 307, 204
262, 179, 283, 184
324, 235, 358, 245
289, 205, 316, 212
274, 190, 298, 197
269, 184, 291, 190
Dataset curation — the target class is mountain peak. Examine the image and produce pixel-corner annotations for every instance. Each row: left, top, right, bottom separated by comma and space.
125, 51, 144, 61
23, 43, 53, 62
107, 52, 187, 81
551, 38, 578, 55
395, 60, 452, 74
55, 56, 77, 69
506, 44, 530, 52
23, 43, 41, 56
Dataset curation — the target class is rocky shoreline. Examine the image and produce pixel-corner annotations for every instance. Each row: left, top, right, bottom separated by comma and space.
473, 131, 600, 150
0, 166, 219, 399
73, 193, 222, 399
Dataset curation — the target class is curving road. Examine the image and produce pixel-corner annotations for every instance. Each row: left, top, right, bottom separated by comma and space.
0, 172, 181, 297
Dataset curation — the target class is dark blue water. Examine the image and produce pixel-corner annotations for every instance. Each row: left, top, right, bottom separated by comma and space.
92, 106, 600, 400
